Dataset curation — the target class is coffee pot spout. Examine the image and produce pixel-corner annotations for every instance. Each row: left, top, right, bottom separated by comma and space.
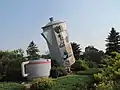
41, 32, 52, 45
41, 33, 47, 41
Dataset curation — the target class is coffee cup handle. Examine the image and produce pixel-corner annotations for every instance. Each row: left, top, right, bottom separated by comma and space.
21, 61, 29, 77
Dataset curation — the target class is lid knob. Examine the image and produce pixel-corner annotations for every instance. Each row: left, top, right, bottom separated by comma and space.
49, 17, 53, 22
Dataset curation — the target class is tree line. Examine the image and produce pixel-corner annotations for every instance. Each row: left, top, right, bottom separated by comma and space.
71, 27, 120, 63
0, 27, 119, 82
18, 27, 120, 62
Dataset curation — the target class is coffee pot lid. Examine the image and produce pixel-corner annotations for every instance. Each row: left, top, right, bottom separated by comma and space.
42, 17, 64, 29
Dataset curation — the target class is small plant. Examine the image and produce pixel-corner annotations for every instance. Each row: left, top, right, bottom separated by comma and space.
50, 66, 68, 78
56, 67, 68, 77
30, 77, 55, 90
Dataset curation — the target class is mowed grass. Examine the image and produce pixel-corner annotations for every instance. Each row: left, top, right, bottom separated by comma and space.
0, 82, 24, 90
51, 68, 100, 90
51, 75, 92, 90
0, 68, 98, 90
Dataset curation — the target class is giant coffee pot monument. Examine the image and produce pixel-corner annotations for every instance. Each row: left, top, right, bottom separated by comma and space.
41, 17, 75, 71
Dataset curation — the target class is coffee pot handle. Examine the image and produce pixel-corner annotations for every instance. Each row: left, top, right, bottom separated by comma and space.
21, 61, 29, 77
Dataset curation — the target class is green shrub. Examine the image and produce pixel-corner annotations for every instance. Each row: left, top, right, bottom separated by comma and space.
0, 82, 24, 90
0, 49, 26, 82
50, 59, 68, 77
4, 59, 26, 82
71, 59, 89, 71
50, 66, 68, 78
57, 67, 68, 77
93, 52, 120, 90
87, 61, 98, 68
30, 77, 55, 90
94, 81, 115, 90
49, 66, 59, 78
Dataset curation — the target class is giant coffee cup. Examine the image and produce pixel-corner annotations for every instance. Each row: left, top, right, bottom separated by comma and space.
21, 58, 51, 80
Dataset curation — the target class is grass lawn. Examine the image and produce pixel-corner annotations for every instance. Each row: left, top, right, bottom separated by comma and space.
0, 68, 99, 90
51, 75, 92, 90
51, 68, 100, 90
0, 82, 24, 90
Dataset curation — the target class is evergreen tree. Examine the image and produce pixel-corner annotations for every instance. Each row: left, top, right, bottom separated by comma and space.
26, 41, 40, 60
106, 27, 120, 55
71, 42, 81, 60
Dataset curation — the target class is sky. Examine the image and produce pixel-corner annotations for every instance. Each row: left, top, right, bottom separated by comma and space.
0, 0, 120, 54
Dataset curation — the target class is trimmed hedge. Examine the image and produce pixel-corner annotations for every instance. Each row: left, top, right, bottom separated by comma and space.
76, 68, 100, 75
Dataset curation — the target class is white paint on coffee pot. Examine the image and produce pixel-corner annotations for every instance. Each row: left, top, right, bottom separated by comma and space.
41, 17, 75, 67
